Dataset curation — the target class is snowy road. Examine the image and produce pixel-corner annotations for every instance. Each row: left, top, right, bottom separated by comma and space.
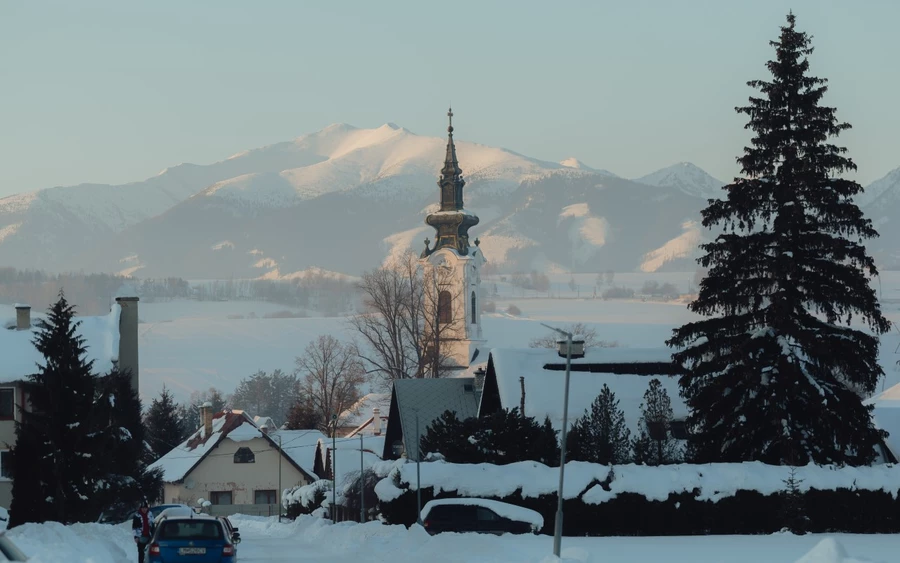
236, 535, 354, 562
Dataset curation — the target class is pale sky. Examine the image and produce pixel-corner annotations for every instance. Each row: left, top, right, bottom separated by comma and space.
1, 0, 897, 197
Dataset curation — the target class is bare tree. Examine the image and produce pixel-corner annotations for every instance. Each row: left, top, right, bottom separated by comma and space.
294, 335, 366, 434
528, 322, 618, 349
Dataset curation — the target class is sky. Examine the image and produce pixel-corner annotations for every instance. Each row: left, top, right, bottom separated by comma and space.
1, 0, 898, 198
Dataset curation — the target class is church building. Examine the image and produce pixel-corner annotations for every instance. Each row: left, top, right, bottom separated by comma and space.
419, 109, 486, 375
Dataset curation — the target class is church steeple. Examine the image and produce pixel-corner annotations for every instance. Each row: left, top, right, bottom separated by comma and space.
422, 108, 479, 257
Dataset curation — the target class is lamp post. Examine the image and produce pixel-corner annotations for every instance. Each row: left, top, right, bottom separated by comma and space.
540, 322, 573, 558
360, 433, 365, 522
331, 414, 337, 521
414, 409, 422, 525
277, 434, 283, 522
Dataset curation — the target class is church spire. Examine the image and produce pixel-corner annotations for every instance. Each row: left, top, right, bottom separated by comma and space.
422, 108, 479, 257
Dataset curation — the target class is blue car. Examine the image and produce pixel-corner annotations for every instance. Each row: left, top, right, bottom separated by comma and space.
147, 516, 237, 563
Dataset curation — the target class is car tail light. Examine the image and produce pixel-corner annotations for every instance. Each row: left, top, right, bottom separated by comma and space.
222, 544, 235, 556
149, 543, 160, 556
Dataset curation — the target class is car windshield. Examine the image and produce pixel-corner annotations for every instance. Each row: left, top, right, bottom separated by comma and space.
157, 520, 223, 541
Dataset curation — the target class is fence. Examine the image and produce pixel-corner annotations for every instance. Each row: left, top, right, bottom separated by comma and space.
206, 504, 281, 518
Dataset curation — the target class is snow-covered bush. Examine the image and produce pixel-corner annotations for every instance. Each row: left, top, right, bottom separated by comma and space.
283, 480, 331, 519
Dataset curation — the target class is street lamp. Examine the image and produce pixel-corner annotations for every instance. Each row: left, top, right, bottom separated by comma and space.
277, 434, 283, 523
331, 414, 337, 521
359, 433, 365, 523
540, 322, 573, 558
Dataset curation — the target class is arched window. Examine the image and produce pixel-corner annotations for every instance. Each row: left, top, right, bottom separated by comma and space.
471, 291, 477, 324
438, 291, 452, 324
234, 447, 255, 464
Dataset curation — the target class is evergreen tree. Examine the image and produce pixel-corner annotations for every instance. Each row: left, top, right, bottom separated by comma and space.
230, 369, 300, 426
631, 379, 682, 465
9, 292, 103, 526
178, 387, 229, 433
93, 367, 164, 509
144, 385, 184, 459
667, 13, 890, 465
284, 398, 322, 430
565, 385, 631, 465
419, 411, 480, 462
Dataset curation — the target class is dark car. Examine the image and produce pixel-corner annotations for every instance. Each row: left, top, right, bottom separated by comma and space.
147, 516, 236, 563
97, 501, 139, 524
421, 499, 542, 535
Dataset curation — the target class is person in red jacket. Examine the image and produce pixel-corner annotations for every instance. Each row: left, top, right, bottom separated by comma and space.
132, 501, 153, 563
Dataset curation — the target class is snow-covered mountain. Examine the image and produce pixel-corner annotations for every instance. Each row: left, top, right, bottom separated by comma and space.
634, 162, 725, 200
2, 123, 897, 277
863, 167, 900, 269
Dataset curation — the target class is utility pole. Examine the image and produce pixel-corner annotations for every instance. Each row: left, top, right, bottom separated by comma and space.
415, 410, 422, 525
331, 414, 337, 522
277, 434, 283, 522
360, 433, 365, 522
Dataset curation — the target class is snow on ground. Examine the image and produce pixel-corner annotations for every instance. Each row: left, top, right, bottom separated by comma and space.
5, 520, 134, 563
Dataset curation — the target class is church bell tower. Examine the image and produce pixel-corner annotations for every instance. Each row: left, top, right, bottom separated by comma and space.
420, 109, 486, 374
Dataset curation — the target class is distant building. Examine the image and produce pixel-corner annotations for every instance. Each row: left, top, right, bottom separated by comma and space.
0, 298, 140, 509
334, 393, 390, 438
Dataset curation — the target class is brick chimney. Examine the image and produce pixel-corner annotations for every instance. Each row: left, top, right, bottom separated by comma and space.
14, 305, 30, 330
372, 408, 382, 436
200, 401, 214, 436
115, 296, 140, 394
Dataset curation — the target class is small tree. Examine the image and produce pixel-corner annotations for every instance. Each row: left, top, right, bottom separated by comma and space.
144, 385, 184, 460
631, 378, 682, 465
566, 385, 631, 465
780, 465, 808, 534
178, 387, 229, 434
295, 335, 365, 434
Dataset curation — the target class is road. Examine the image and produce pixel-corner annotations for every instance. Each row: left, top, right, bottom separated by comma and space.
233, 533, 360, 562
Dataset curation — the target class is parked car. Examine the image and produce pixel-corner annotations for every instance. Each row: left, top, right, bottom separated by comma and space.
421, 498, 543, 536
217, 516, 240, 544
147, 516, 236, 563
0, 535, 28, 561
152, 506, 198, 527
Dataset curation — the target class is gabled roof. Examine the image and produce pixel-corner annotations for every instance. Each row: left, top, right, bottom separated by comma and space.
149, 411, 317, 483
482, 348, 686, 434
338, 393, 391, 429
384, 377, 480, 460
0, 304, 122, 384
268, 428, 329, 476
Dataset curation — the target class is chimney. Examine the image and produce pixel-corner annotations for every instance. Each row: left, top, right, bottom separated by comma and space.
556, 336, 586, 359
200, 401, 214, 436
473, 367, 486, 392
372, 408, 382, 436
115, 296, 140, 394
14, 305, 30, 330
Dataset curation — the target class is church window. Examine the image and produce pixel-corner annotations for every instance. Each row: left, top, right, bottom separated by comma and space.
471, 291, 477, 323
438, 291, 452, 324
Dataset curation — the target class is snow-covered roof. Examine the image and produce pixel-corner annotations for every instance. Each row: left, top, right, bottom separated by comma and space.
149, 411, 316, 483
0, 303, 122, 384
485, 347, 685, 434
331, 448, 381, 488
268, 429, 329, 476
338, 393, 391, 429
421, 498, 543, 529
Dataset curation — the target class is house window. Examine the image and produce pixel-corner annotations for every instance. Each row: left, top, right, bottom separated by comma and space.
254, 490, 276, 505
234, 447, 255, 463
0, 450, 10, 480
209, 491, 232, 505
438, 291, 452, 324
0, 388, 14, 420
471, 291, 477, 323
670, 419, 689, 440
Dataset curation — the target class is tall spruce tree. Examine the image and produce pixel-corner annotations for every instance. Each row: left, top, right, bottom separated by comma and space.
631, 378, 682, 465
145, 385, 185, 459
667, 13, 890, 465
9, 292, 103, 526
565, 385, 631, 465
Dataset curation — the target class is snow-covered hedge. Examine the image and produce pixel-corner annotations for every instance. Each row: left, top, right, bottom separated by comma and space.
283, 479, 332, 518
375, 460, 900, 535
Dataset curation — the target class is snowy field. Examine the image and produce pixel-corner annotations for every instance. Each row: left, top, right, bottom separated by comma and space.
4, 513, 899, 563
136, 270, 900, 402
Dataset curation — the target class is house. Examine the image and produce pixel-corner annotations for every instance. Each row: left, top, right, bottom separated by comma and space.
149, 405, 319, 516
335, 393, 390, 437
0, 297, 139, 509
381, 377, 481, 461
478, 344, 688, 437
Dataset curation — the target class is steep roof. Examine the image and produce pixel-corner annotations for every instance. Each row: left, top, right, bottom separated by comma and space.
149, 410, 316, 483
389, 377, 481, 460
338, 393, 391, 429
482, 347, 686, 434
0, 304, 122, 384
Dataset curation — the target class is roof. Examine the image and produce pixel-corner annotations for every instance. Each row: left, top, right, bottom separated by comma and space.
0, 303, 122, 384
267, 429, 329, 476
149, 411, 317, 483
484, 347, 686, 434
392, 377, 481, 460
331, 448, 382, 488
338, 393, 391, 429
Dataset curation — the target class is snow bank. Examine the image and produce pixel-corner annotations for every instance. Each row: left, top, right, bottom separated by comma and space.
6, 521, 133, 563
375, 459, 900, 505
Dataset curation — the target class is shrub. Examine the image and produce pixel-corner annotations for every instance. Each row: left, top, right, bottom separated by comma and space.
283, 480, 330, 518
602, 286, 635, 299
507, 304, 522, 316
482, 301, 497, 314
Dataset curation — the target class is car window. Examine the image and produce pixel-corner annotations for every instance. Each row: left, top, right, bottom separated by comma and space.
158, 520, 223, 540
476, 507, 499, 522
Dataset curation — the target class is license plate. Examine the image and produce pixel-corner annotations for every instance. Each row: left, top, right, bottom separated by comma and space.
178, 547, 206, 555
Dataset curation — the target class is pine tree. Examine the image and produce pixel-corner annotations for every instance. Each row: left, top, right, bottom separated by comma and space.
178, 387, 229, 434
93, 366, 164, 509
284, 398, 322, 430
9, 292, 103, 526
231, 369, 300, 426
631, 378, 682, 465
144, 385, 184, 459
565, 385, 631, 465
667, 13, 890, 465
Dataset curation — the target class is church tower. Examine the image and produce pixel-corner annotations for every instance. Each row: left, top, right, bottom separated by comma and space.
420, 109, 486, 374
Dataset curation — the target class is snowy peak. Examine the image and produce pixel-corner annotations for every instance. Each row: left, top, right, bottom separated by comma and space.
635, 162, 724, 200
861, 166, 900, 208
560, 157, 592, 170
